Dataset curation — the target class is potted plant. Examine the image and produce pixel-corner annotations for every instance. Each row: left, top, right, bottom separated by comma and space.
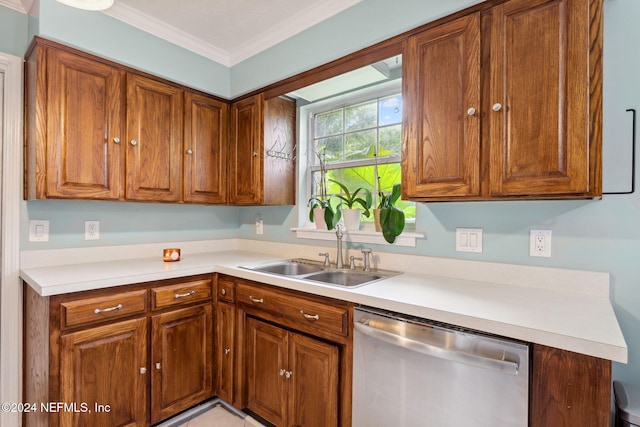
307, 149, 341, 230
307, 196, 341, 230
376, 183, 405, 243
329, 179, 372, 231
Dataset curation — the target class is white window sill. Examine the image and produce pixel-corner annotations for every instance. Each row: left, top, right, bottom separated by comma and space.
291, 226, 424, 247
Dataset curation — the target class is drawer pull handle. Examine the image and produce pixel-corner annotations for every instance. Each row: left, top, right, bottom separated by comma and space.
175, 290, 196, 299
94, 303, 123, 314
300, 310, 319, 321
249, 296, 264, 303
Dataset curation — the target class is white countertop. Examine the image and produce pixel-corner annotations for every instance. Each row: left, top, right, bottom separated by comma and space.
20, 241, 628, 363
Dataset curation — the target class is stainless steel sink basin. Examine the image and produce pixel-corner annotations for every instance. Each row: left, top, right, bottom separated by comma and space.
241, 258, 400, 288
247, 260, 324, 276
303, 270, 384, 287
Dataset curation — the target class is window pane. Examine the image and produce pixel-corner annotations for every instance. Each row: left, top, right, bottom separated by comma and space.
315, 109, 343, 138
345, 101, 377, 132
379, 95, 402, 126
315, 136, 343, 163
379, 124, 402, 156
345, 130, 376, 161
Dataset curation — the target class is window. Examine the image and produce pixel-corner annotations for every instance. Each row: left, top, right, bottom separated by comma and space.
306, 85, 415, 225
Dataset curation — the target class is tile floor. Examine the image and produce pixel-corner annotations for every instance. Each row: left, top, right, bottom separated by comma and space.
172, 404, 265, 427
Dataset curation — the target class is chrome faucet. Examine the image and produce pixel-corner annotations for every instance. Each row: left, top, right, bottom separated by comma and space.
335, 224, 344, 269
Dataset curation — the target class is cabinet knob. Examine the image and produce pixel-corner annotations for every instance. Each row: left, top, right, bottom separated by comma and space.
492, 103, 503, 112
155, 363, 161, 370
139, 367, 146, 374
221, 289, 226, 296
113, 137, 121, 144
252, 151, 258, 157
279, 368, 286, 376
130, 139, 138, 146
285, 371, 292, 379
186, 148, 193, 155
224, 348, 231, 355
467, 107, 476, 116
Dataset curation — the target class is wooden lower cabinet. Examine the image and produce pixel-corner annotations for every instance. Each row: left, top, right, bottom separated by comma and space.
215, 301, 236, 403
245, 318, 339, 427
151, 304, 213, 424
59, 318, 147, 427
530, 344, 611, 427
23, 275, 214, 427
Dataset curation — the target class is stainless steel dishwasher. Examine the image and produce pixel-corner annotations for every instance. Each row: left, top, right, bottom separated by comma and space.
353, 307, 529, 427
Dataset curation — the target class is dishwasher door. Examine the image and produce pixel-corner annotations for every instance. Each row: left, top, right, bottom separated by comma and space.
353, 307, 529, 427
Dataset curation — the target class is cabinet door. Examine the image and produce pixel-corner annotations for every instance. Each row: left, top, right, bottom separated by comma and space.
402, 13, 481, 199
151, 304, 213, 423
46, 48, 125, 200
126, 74, 183, 202
246, 317, 287, 426
229, 94, 263, 205
288, 333, 339, 427
184, 92, 228, 204
487, 0, 596, 196
59, 318, 147, 427
215, 301, 235, 402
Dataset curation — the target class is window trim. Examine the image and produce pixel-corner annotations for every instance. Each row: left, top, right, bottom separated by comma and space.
294, 79, 423, 246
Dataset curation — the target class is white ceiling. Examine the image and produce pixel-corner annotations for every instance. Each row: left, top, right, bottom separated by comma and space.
102, 0, 362, 67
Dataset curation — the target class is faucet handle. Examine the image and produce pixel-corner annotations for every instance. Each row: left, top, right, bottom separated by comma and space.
318, 252, 330, 267
349, 256, 363, 270
361, 248, 372, 272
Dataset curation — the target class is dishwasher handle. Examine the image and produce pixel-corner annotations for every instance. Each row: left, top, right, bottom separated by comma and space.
354, 318, 521, 375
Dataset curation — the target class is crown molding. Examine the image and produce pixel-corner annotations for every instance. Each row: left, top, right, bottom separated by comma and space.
102, 0, 361, 67
229, 0, 361, 65
0, 0, 32, 13
102, 2, 231, 66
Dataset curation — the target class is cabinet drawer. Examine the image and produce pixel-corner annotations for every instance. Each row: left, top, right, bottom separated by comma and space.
61, 289, 147, 329
152, 279, 212, 310
216, 277, 236, 303
237, 282, 348, 336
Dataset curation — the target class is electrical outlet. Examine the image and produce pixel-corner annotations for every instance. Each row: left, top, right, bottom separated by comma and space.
255, 219, 264, 235
530, 229, 551, 257
85, 221, 100, 240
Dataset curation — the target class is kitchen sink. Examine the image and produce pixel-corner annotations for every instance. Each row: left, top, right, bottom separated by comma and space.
247, 260, 325, 276
303, 270, 384, 287
241, 259, 400, 288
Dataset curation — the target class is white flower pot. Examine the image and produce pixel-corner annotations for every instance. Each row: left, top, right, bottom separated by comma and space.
342, 208, 361, 231
313, 208, 327, 229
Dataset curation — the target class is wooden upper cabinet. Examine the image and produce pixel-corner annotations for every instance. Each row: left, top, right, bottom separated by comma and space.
229, 94, 296, 205
126, 74, 184, 202
402, 0, 602, 201
487, 0, 601, 197
402, 13, 481, 199
34, 47, 126, 200
183, 92, 228, 204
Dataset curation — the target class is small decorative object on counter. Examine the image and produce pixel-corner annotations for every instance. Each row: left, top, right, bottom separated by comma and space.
163, 248, 181, 262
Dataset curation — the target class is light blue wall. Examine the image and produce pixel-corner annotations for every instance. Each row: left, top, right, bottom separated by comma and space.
230, 0, 482, 97
8, 0, 640, 400
38, 0, 230, 98
0, 5, 29, 56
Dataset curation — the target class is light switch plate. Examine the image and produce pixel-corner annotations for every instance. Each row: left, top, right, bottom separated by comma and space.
29, 220, 50, 242
456, 228, 483, 253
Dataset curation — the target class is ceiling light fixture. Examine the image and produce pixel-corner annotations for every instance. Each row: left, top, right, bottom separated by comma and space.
56, 0, 114, 11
